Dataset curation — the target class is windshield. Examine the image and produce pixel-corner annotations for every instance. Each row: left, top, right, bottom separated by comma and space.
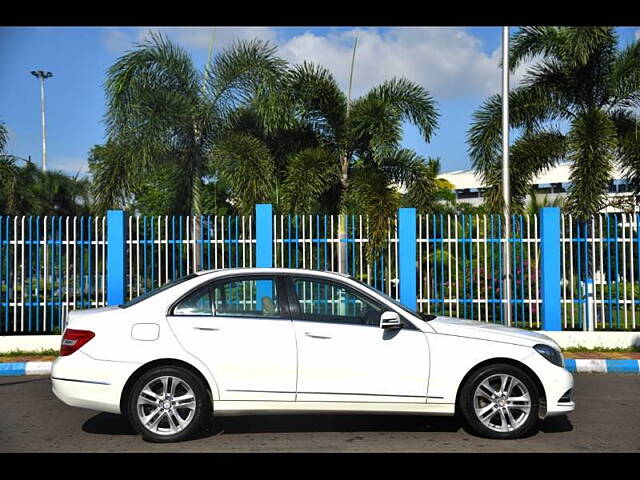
119, 274, 199, 308
351, 277, 436, 321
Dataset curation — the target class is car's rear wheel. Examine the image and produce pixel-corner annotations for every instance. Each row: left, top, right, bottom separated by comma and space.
127, 366, 211, 443
459, 363, 539, 439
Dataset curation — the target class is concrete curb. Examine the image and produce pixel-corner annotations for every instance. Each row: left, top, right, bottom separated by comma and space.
0, 361, 52, 377
2, 359, 640, 377
564, 359, 640, 373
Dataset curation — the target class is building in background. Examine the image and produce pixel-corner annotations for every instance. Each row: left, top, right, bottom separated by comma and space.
439, 162, 636, 212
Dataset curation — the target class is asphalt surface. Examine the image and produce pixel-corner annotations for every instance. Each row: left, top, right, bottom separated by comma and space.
1, 374, 638, 452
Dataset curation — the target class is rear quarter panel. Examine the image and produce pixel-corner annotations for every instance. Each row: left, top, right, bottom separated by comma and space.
65, 284, 222, 400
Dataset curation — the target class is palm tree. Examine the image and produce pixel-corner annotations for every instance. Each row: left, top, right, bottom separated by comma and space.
2, 121, 91, 216
0, 122, 20, 213
92, 32, 287, 215
468, 27, 640, 219
241, 62, 440, 259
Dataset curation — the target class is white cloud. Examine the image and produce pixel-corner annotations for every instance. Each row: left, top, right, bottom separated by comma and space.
136, 27, 279, 51
277, 27, 515, 100
51, 157, 89, 176
101, 26, 536, 102
636, 28, 640, 41
102, 28, 136, 53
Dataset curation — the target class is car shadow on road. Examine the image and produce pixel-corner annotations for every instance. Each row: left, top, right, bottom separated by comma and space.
204, 414, 464, 437
80, 412, 573, 440
538, 415, 573, 434
81, 412, 464, 438
0, 377, 49, 388
82, 413, 137, 435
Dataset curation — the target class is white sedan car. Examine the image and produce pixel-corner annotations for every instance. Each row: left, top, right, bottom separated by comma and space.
52, 268, 574, 442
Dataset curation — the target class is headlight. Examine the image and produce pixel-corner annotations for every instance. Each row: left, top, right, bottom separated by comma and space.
534, 344, 564, 368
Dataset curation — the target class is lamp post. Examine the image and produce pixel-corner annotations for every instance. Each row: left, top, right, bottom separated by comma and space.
502, 27, 511, 327
30, 70, 53, 172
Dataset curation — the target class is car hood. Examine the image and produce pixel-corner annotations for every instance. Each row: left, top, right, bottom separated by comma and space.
428, 316, 559, 348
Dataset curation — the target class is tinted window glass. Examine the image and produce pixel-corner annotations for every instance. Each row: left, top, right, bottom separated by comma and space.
293, 278, 382, 326
213, 278, 280, 318
173, 286, 212, 316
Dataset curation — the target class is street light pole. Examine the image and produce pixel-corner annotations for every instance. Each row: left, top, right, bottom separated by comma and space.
31, 70, 53, 172
502, 27, 512, 327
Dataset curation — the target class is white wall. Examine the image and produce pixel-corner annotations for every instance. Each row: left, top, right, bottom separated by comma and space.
0, 335, 61, 353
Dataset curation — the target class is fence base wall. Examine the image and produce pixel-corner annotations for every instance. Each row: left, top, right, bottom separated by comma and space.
541, 331, 640, 349
0, 335, 62, 353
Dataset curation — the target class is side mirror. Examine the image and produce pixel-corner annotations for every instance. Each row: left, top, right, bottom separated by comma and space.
380, 311, 402, 329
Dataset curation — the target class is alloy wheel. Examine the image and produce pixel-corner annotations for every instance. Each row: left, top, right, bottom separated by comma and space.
136, 376, 197, 436
473, 373, 532, 433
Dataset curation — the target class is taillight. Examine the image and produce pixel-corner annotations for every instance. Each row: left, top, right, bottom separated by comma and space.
60, 329, 95, 357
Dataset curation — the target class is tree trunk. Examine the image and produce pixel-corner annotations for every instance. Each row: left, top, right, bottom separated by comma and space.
338, 152, 349, 274
191, 176, 203, 272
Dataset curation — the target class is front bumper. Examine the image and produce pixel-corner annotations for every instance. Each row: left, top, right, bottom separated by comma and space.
522, 350, 575, 417
51, 351, 140, 414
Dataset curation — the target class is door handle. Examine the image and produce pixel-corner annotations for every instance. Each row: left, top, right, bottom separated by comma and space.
304, 331, 332, 339
193, 327, 221, 332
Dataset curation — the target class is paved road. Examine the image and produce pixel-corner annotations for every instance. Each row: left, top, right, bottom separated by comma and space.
1, 374, 638, 452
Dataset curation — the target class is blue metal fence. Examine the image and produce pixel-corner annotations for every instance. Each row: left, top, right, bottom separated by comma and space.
416, 213, 541, 329
125, 214, 254, 301
561, 213, 640, 330
1, 206, 639, 335
272, 213, 399, 299
0, 216, 106, 334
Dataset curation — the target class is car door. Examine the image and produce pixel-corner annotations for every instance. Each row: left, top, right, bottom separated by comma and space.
287, 275, 430, 403
166, 274, 297, 401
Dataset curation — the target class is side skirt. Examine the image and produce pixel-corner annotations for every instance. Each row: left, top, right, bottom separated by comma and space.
213, 401, 455, 416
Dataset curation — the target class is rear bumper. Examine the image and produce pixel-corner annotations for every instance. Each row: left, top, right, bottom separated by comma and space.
51, 351, 140, 415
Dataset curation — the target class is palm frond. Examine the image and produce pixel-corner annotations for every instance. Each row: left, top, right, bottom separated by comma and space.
566, 110, 618, 218
280, 147, 340, 214
207, 38, 287, 122
211, 132, 275, 215
608, 40, 640, 110
611, 109, 640, 200
467, 85, 562, 191
89, 142, 140, 213
349, 165, 401, 261
361, 78, 439, 143
260, 62, 347, 144
509, 26, 565, 70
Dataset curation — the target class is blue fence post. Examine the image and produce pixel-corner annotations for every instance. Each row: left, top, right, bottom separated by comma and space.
398, 208, 417, 311
540, 207, 562, 331
106, 210, 126, 306
256, 204, 273, 268
255, 204, 273, 310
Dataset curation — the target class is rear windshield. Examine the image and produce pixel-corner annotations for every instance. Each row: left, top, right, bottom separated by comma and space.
119, 274, 199, 308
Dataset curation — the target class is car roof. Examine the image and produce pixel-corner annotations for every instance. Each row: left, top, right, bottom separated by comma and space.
195, 267, 354, 280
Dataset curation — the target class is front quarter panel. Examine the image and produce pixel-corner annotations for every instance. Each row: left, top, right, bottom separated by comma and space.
426, 332, 533, 405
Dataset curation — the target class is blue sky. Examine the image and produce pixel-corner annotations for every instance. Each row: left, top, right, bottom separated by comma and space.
1, 26, 639, 176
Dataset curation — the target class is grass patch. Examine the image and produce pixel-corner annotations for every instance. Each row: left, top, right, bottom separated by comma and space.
0, 348, 59, 362
561, 345, 640, 353
0, 348, 59, 357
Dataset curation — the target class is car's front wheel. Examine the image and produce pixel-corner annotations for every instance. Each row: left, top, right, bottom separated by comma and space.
127, 366, 211, 443
459, 363, 540, 439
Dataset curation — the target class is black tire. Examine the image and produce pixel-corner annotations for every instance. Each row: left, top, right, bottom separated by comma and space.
459, 363, 540, 439
127, 365, 211, 443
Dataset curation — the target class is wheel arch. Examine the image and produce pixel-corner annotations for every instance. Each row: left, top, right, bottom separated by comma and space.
119, 358, 216, 415
453, 357, 547, 417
